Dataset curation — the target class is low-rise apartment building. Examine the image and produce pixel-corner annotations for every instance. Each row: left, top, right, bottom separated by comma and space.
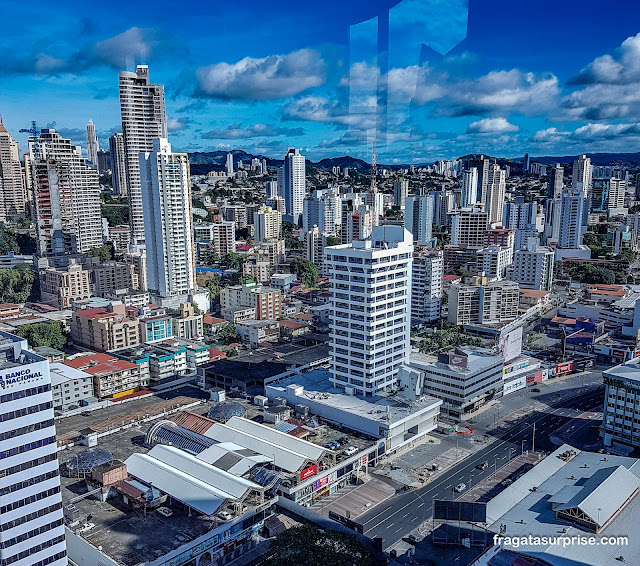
221, 282, 281, 320
64, 352, 142, 398
71, 301, 141, 351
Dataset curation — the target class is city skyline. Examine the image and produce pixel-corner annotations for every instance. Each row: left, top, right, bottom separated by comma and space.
2, 1, 640, 162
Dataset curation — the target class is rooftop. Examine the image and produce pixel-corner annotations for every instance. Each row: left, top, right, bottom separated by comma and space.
603, 357, 640, 383
49, 362, 91, 386
64, 353, 137, 376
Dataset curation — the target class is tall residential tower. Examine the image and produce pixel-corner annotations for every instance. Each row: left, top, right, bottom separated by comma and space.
0, 117, 27, 221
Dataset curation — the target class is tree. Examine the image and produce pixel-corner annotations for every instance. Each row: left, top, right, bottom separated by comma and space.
265, 525, 374, 566
0, 223, 19, 255
87, 244, 113, 262
282, 221, 302, 251
325, 235, 341, 246
0, 265, 37, 303
200, 247, 221, 266
222, 252, 246, 271
219, 322, 237, 344
101, 204, 129, 227
568, 264, 616, 285
205, 274, 222, 304
289, 256, 319, 288
418, 326, 483, 354
16, 321, 67, 350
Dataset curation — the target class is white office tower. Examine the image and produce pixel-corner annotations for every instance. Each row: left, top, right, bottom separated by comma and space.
255, 206, 282, 241
29, 129, 103, 256
411, 250, 443, 323
548, 164, 564, 198
0, 117, 27, 221
341, 195, 373, 244
86, 118, 99, 165
461, 168, 478, 207
507, 238, 555, 291
265, 180, 278, 199
278, 148, 305, 223
451, 206, 489, 247
226, 152, 234, 175
572, 154, 592, 197
326, 226, 413, 396
119, 65, 168, 244
404, 195, 434, 246
557, 189, 588, 249
393, 178, 409, 209
592, 178, 626, 213
502, 197, 536, 230
108, 133, 128, 196
306, 226, 326, 270
262, 158, 267, 175
477, 245, 513, 280
0, 332, 67, 566
140, 139, 195, 297
303, 188, 341, 236
483, 163, 506, 224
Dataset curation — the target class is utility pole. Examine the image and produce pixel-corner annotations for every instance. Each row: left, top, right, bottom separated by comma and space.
532, 422, 536, 453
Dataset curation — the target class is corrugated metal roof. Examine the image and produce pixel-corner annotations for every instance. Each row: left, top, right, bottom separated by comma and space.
203, 417, 322, 473
124, 452, 227, 516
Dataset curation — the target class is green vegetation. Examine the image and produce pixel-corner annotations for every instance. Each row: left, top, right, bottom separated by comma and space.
101, 204, 129, 227
289, 256, 319, 287
222, 252, 246, 271
568, 263, 616, 285
417, 326, 483, 354
191, 198, 214, 222
205, 274, 222, 304
16, 321, 66, 350
0, 265, 38, 303
199, 247, 221, 266
283, 221, 302, 250
265, 525, 375, 566
87, 243, 113, 262
0, 223, 19, 254
325, 235, 341, 246
219, 322, 237, 344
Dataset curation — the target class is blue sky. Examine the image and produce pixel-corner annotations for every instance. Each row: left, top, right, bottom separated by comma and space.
2, 0, 640, 163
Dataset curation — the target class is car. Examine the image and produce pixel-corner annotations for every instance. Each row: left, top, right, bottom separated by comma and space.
156, 507, 173, 518
454, 483, 466, 492
343, 447, 357, 456
531, 388, 541, 392
431, 463, 441, 471
501, 479, 513, 487
78, 522, 95, 533
217, 511, 233, 521
476, 462, 489, 471
408, 534, 420, 544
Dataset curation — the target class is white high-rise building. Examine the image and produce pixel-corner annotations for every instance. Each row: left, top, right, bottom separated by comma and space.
572, 154, 592, 197
404, 195, 434, 245
0, 331, 67, 566
483, 163, 506, 224
477, 245, 513, 280
506, 238, 554, 291
303, 189, 341, 236
30, 129, 103, 256
393, 178, 409, 210
451, 206, 489, 248
140, 139, 195, 297
108, 133, 128, 196
461, 168, 478, 207
341, 195, 373, 244
448, 280, 519, 325
278, 148, 305, 223
0, 117, 27, 221
411, 250, 443, 323
226, 153, 234, 175
502, 197, 537, 230
306, 226, 326, 269
325, 226, 413, 396
119, 65, 167, 244
255, 206, 282, 241
558, 189, 588, 249
265, 180, 278, 199
86, 118, 99, 165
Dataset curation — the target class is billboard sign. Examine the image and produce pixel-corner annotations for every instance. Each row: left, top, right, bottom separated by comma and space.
434, 500, 487, 522
555, 361, 574, 375
300, 464, 318, 481
499, 327, 523, 363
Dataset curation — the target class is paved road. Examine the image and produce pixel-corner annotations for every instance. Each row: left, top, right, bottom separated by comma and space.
358, 387, 604, 548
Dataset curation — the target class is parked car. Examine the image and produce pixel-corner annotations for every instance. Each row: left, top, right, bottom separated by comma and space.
501, 478, 513, 487
217, 511, 233, 521
408, 534, 420, 544
454, 483, 466, 492
531, 388, 541, 392
343, 447, 357, 456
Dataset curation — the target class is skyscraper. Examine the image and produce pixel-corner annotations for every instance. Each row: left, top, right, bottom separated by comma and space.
462, 155, 489, 203
30, 129, 103, 256
558, 189, 589, 249
278, 148, 305, 224
411, 250, 443, 323
255, 206, 282, 241
548, 163, 564, 198
572, 154, 592, 197
119, 65, 167, 244
393, 178, 409, 209
506, 239, 554, 291
140, 138, 195, 297
523, 152, 530, 174
461, 168, 478, 207
86, 118, 99, 165
303, 188, 341, 236
341, 195, 373, 244
484, 163, 506, 224
0, 116, 27, 221
502, 197, 537, 230
451, 206, 489, 248
0, 331, 67, 566
108, 133, 127, 197
404, 195, 434, 245
226, 152, 234, 175
265, 180, 278, 199
325, 226, 413, 395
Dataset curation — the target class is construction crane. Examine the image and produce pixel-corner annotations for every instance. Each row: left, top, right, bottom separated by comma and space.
19, 120, 41, 158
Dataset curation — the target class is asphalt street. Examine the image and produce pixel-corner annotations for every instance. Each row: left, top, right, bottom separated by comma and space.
358, 387, 604, 548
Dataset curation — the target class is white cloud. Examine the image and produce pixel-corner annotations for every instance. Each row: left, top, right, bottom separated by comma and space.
195, 49, 326, 100
167, 117, 188, 132
466, 117, 518, 134
570, 32, 640, 85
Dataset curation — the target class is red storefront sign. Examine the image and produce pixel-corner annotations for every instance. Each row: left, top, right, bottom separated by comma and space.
300, 464, 318, 481
555, 361, 573, 375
